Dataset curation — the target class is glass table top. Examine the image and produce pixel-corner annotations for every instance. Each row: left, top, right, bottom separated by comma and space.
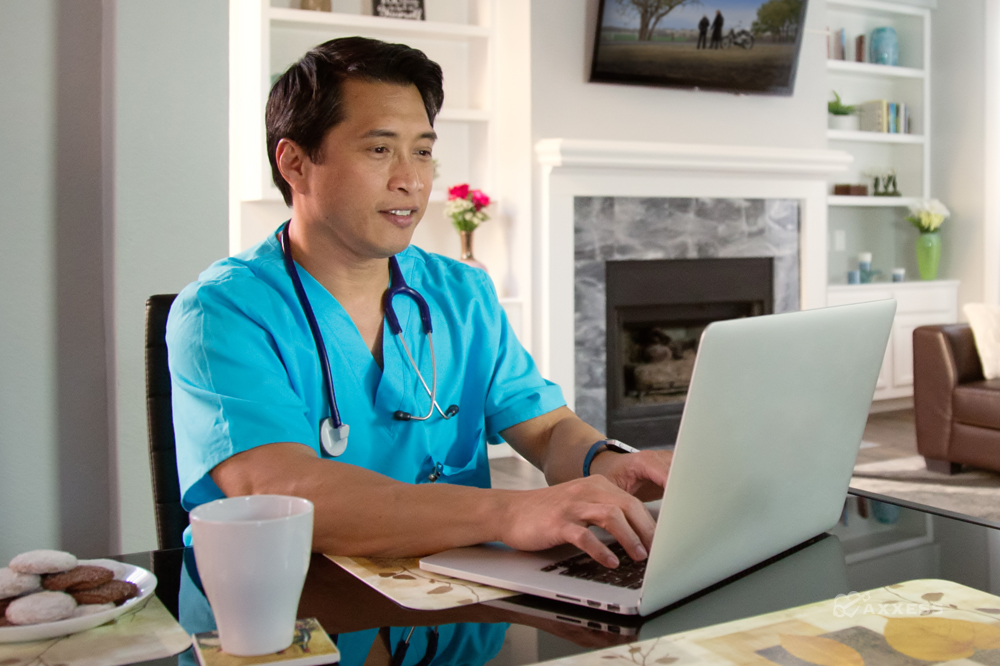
123, 489, 1000, 666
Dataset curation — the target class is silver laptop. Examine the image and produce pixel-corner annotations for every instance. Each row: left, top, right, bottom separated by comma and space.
420, 300, 895, 616
484, 532, 850, 638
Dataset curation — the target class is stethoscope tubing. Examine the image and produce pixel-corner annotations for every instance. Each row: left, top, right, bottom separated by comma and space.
278, 221, 458, 456
280, 222, 345, 430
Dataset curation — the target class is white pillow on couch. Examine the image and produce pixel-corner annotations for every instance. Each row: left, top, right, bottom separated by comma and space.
963, 303, 1000, 380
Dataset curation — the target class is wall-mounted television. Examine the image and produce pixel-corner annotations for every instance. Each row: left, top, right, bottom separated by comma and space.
590, 0, 809, 96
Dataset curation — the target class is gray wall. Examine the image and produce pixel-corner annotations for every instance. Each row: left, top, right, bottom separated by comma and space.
108, 0, 229, 553
0, 0, 228, 561
0, 0, 108, 563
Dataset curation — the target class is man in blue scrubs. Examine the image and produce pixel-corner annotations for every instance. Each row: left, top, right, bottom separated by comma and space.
167, 37, 672, 569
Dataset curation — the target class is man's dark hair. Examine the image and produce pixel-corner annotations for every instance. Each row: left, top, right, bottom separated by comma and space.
266, 37, 444, 206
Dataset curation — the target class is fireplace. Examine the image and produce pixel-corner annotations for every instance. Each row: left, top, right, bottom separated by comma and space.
605, 258, 773, 447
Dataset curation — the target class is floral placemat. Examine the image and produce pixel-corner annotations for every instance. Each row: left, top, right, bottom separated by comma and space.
326, 555, 517, 610
539, 579, 1000, 666
1, 595, 191, 666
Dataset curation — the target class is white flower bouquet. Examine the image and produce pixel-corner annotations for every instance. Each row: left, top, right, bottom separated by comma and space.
906, 199, 950, 233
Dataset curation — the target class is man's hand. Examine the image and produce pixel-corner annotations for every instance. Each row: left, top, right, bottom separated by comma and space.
590, 449, 674, 502
497, 475, 656, 568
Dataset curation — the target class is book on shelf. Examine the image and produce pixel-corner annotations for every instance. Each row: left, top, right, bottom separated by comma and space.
858, 100, 888, 132
855, 35, 865, 62
828, 28, 846, 60
856, 100, 911, 134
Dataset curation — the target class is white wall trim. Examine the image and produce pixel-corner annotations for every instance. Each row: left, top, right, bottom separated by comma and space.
534, 138, 851, 409
535, 138, 852, 176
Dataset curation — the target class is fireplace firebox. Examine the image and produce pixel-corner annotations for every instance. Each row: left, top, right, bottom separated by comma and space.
605, 258, 773, 448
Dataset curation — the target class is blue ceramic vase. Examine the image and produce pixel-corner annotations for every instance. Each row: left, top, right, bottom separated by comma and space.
870, 27, 899, 66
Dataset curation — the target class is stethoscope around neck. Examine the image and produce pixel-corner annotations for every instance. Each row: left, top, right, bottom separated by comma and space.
279, 221, 458, 458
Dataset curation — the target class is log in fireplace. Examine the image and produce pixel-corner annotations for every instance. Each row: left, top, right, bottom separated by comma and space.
605, 258, 773, 448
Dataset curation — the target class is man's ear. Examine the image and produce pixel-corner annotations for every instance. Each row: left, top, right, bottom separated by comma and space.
276, 138, 310, 196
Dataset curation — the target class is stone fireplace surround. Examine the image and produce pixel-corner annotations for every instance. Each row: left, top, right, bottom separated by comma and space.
534, 138, 851, 414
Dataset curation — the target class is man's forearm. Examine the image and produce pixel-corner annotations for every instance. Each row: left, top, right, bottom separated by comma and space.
502, 406, 606, 486
211, 442, 513, 556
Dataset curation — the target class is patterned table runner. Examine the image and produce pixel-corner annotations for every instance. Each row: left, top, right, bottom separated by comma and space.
540, 579, 1000, 666
0, 595, 191, 666
326, 555, 517, 610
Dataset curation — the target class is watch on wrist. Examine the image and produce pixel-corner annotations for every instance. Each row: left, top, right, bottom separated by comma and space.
582, 439, 639, 477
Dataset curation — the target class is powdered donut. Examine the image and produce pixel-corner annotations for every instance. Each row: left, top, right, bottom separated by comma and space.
9, 550, 77, 575
5, 591, 77, 625
78, 558, 128, 580
71, 603, 115, 618
71, 580, 138, 606
42, 566, 114, 592
0, 567, 41, 599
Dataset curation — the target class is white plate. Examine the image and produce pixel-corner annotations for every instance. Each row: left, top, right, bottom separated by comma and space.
0, 562, 158, 643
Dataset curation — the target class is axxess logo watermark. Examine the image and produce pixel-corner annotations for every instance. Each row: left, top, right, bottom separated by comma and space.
833, 592, 942, 618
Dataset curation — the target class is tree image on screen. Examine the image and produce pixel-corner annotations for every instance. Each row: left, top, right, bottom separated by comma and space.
752, 0, 804, 42
615, 0, 699, 41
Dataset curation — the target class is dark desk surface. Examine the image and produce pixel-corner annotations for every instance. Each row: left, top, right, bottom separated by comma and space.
126, 490, 1000, 666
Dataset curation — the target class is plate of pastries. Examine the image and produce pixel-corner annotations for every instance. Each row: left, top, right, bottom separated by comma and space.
0, 549, 156, 643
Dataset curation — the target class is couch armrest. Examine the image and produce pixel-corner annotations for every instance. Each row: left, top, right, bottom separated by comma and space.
913, 325, 963, 459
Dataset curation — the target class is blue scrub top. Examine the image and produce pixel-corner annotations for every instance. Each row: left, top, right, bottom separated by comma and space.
166, 227, 565, 520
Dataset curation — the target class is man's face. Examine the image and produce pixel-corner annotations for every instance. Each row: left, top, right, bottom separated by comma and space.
297, 78, 436, 259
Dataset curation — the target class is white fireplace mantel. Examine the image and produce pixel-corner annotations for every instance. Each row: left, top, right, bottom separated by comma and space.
534, 138, 852, 410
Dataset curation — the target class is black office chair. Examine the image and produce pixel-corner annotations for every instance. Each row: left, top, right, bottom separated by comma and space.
145, 294, 188, 550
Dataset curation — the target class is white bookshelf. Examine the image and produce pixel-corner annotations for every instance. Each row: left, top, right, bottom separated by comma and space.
825, 0, 931, 197
827, 129, 925, 144
828, 195, 920, 208
825, 0, 945, 403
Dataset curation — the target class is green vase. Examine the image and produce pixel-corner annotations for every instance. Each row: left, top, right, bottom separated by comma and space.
916, 232, 941, 280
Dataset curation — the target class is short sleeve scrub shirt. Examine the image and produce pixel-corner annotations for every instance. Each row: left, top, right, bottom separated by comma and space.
166, 228, 565, 531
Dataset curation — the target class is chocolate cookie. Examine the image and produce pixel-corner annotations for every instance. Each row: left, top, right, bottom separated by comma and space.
71, 580, 138, 606
42, 566, 114, 592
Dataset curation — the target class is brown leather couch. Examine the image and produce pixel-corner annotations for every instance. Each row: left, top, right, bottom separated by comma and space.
913, 324, 1000, 474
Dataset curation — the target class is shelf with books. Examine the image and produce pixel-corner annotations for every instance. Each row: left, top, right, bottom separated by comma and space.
826, 60, 923, 79
827, 130, 924, 144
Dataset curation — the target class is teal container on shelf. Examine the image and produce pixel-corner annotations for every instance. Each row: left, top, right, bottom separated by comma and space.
870, 27, 899, 66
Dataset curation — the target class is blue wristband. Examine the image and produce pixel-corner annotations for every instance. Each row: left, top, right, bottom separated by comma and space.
583, 439, 638, 477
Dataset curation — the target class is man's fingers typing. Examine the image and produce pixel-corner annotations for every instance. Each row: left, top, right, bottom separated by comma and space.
564, 525, 618, 568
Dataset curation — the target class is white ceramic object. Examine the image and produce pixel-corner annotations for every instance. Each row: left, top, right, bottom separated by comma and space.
0, 563, 157, 643
190, 495, 314, 656
828, 113, 859, 131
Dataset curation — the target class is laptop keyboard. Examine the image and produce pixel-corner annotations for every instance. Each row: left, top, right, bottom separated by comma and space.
540, 543, 646, 590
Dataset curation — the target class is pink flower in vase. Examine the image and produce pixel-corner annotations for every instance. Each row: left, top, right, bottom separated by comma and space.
448, 183, 470, 200
471, 190, 490, 211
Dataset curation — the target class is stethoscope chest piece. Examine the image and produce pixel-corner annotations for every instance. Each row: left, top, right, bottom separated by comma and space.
321, 418, 349, 457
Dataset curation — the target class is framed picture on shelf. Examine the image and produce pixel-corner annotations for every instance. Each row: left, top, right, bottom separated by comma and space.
590, 0, 809, 96
372, 0, 424, 20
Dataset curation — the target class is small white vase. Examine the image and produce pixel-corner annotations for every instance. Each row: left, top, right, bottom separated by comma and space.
828, 114, 859, 131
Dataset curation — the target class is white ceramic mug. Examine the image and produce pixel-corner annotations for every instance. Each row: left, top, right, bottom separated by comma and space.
190, 495, 314, 656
